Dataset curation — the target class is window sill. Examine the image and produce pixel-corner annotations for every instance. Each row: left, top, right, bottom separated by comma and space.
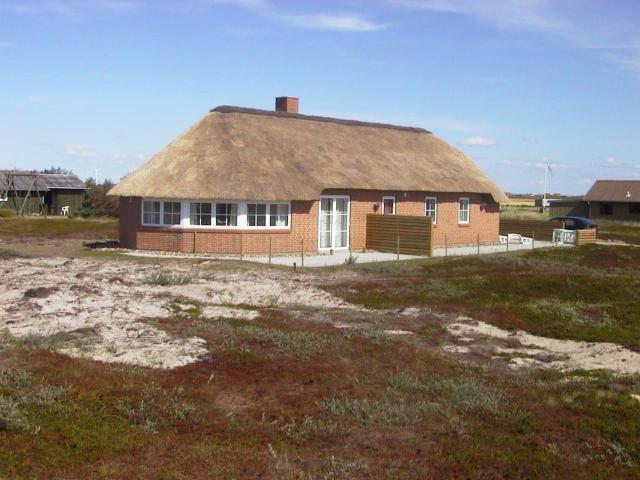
458, 223, 470, 227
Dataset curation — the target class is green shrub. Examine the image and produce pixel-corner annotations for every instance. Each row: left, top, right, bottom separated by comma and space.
0, 395, 30, 432
144, 270, 199, 286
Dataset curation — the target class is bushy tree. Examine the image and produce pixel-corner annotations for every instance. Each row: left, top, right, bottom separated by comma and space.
79, 177, 119, 217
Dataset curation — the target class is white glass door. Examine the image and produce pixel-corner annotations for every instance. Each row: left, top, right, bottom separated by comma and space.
319, 196, 349, 250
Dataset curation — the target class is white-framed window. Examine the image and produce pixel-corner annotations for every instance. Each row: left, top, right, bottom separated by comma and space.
382, 196, 395, 215
215, 203, 238, 226
458, 197, 470, 224
269, 203, 290, 227
425, 196, 437, 224
190, 202, 212, 226
247, 203, 267, 227
143, 200, 185, 226
142, 200, 161, 225
142, 198, 291, 229
163, 201, 181, 225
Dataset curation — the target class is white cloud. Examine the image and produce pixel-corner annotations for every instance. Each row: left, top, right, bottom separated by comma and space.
64, 144, 98, 158
3, 1, 140, 20
277, 13, 385, 32
393, 0, 640, 79
601, 156, 619, 167
460, 136, 498, 147
201, 0, 385, 32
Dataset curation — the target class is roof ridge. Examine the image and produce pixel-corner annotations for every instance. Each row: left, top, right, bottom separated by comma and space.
596, 179, 640, 183
210, 105, 432, 134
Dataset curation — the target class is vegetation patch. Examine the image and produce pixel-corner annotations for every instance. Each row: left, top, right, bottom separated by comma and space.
332, 246, 640, 349
144, 269, 200, 286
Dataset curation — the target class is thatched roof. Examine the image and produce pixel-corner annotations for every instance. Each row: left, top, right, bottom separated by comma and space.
108, 106, 508, 203
584, 180, 640, 202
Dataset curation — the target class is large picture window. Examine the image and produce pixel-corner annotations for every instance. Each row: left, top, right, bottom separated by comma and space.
216, 203, 238, 226
142, 200, 161, 225
190, 202, 212, 226
270, 203, 289, 227
458, 197, 470, 224
425, 197, 437, 224
630, 203, 640, 215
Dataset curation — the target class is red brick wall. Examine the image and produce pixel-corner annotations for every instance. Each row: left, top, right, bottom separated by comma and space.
324, 189, 500, 249
118, 191, 500, 254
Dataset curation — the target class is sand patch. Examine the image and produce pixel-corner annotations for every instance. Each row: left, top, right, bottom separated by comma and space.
1, 257, 354, 369
447, 316, 640, 375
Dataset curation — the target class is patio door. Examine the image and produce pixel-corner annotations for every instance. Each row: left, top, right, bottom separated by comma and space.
319, 196, 350, 250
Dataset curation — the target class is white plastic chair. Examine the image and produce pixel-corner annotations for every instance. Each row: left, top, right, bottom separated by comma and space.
61, 206, 70, 216
507, 233, 524, 244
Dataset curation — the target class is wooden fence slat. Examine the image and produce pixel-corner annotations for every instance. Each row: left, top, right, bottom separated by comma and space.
499, 218, 563, 241
366, 214, 432, 256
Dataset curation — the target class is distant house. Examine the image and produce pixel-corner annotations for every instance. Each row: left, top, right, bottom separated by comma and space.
108, 97, 508, 254
583, 180, 640, 221
0, 171, 86, 215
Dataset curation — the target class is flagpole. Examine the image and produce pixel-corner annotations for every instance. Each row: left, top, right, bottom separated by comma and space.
543, 159, 548, 202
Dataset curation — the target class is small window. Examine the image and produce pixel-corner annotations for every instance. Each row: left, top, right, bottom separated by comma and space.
143, 200, 161, 225
382, 196, 395, 215
270, 203, 289, 227
163, 201, 181, 225
190, 202, 212, 226
247, 203, 267, 227
425, 197, 437, 224
458, 197, 470, 224
600, 203, 613, 216
629, 203, 640, 214
216, 203, 238, 226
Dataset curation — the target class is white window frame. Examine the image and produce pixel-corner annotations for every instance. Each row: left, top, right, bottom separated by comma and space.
318, 195, 351, 251
458, 197, 470, 224
425, 196, 437, 224
141, 199, 183, 227
141, 198, 291, 230
269, 203, 291, 228
214, 202, 239, 227
382, 196, 396, 215
190, 201, 214, 227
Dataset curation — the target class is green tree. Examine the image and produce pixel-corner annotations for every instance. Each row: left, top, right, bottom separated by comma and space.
79, 177, 119, 217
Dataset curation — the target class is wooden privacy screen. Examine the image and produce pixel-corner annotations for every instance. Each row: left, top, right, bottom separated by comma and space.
366, 214, 432, 256
576, 228, 598, 246
499, 219, 564, 241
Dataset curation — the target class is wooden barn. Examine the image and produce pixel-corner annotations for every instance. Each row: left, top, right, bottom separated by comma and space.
0, 171, 86, 215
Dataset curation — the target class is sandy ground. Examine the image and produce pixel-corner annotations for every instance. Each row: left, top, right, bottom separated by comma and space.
0, 257, 355, 368
446, 316, 640, 375
3, 256, 640, 375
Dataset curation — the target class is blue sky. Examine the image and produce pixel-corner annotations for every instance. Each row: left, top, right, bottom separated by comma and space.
1, 0, 639, 195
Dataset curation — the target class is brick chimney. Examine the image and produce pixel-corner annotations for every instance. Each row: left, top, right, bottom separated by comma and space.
275, 96, 299, 114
